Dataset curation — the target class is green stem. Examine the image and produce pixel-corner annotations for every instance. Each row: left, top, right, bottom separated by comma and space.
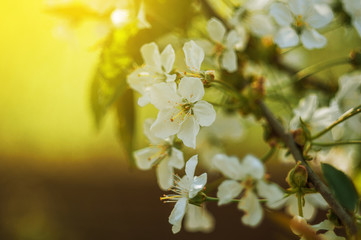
204, 195, 267, 203
208, 101, 242, 110
295, 58, 349, 81
261, 147, 276, 162
297, 192, 304, 218
311, 105, 361, 140
210, 80, 245, 102
312, 140, 361, 147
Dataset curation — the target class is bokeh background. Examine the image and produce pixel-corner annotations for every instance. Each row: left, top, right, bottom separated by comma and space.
1, 0, 357, 239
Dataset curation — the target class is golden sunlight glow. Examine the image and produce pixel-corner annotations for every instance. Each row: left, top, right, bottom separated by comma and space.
110, 9, 129, 28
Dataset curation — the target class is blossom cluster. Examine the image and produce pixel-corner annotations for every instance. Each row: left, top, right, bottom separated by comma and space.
120, 0, 361, 238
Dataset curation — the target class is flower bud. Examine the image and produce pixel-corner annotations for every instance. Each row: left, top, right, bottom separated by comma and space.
286, 163, 308, 188
349, 49, 361, 69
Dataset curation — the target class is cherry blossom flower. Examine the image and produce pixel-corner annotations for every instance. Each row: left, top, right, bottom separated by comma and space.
230, 0, 275, 38
342, 0, 361, 37
205, 18, 247, 72
127, 42, 176, 106
150, 77, 216, 149
134, 119, 184, 190
213, 154, 285, 227
290, 94, 341, 140
270, 0, 334, 49
160, 155, 212, 234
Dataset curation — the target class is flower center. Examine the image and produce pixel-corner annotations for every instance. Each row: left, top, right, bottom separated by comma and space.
214, 42, 225, 57
147, 144, 172, 166
170, 102, 193, 122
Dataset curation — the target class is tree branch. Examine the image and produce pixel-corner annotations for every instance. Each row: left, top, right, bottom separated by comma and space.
258, 100, 358, 237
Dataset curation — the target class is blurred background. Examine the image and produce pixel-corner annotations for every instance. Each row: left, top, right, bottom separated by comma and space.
1, 0, 358, 239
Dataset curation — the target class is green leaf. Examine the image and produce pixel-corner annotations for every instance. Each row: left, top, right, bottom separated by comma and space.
115, 89, 135, 166
321, 163, 359, 212
90, 26, 136, 128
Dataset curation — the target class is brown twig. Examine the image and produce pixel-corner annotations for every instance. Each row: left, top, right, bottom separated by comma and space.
258, 100, 358, 237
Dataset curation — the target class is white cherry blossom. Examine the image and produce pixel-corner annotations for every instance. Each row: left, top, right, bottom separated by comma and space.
213, 154, 285, 227
134, 119, 184, 190
160, 155, 211, 234
150, 77, 216, 149
205, 18, 247, 72
290, 94, 341, 140
270, 0, 334, 49
230, 0, 275, 38
127, 42, 176, 106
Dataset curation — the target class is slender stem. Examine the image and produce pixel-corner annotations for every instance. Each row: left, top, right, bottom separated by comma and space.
210, 80, 245, 102
312, 140, 361, 147
258, 100, 358, 236
261, 147, 276, 162
208, 101, 242, 110
205, 195, 267, 203
297, 192, 304, 217
295, 58, 349, 81
311, 105, 361, 140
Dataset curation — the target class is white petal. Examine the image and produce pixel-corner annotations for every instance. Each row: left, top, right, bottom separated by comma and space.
305, 4, 334, 29
143, 118, 162, 144
151, 108, 184, 139
134, 147, 159, 170
183, 40, 204, 73
178, 116, 200, 149
207, 18, 226, 43
185, 155, 198, 180
161, 44, 175, 73
312, 219, 334, 231
212, 154, 244, 180
217, 180, 243, 205
245, 0, 271, 11
226, 29, 246, 50
137, 1, 151, 29
257, 180, 286, 209
140, 42, 162, 72
274, 27, 299, 48
353, 17, 361, 37
165, 73, 176, 83
137, 94, 150, 107
248, 14, 275, 37
169, 197, 187, 232
189, 173, 207, 198
289, 0, 308, 16
171, 220, 182, 234
270, 3, 294, 26
168, 147, 185, 169
321, 231, 346, 240
241, 155, 264, 180
193, 101, 216, 127
301, 28, 327, 49
305, 193, 328, 209
221, 49, 238, 72
184, 205, 215, 233
149, 82, 180, 109
178, 77, 205, 103
238, 191, 263, 227
157, 159, 174, 190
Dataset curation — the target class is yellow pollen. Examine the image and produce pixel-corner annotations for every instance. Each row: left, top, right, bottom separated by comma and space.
170, 108, 186, 122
